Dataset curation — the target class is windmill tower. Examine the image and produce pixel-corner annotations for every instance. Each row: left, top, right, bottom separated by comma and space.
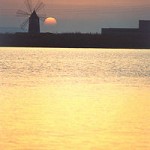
17, 0, 46, 33
29, 10, 40, 33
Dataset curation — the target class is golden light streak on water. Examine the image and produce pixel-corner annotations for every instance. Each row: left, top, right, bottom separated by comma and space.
0, 84, 150, 150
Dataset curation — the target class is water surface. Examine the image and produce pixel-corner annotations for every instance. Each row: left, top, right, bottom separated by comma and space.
0, 48, 150, 150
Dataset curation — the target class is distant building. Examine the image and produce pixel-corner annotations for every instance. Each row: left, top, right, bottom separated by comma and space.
101, 20, 150, 35
139, 20, 150, 32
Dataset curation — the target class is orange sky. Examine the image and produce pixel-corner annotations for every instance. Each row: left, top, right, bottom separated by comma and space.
0, 0, 150, 32
46, 0, 150, 8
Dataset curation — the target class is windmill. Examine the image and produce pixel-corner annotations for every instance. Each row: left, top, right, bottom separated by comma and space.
16, 0, 46, 33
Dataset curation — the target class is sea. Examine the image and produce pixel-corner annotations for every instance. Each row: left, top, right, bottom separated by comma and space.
0, 47, 150, 150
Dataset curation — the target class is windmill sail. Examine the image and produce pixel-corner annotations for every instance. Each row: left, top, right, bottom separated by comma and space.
16, 0, 46, 33
24, 0, 33, 13
20, 18, 29, 30
16, 10, 30, 17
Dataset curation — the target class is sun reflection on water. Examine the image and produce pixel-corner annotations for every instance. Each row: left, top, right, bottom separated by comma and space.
0, 83, 150, 150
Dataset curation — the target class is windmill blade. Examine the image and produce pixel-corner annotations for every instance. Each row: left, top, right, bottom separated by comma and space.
20, 18, 29, 30
16, 9, 30, 17
34, 1, 45, 12
24, 0, 33, 13
38, 13, 46, 20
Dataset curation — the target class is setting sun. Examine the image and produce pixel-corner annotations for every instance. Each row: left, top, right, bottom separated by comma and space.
44, 17, 57, 25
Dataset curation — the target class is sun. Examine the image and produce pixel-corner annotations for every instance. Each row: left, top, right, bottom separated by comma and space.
44, 17, 57, 25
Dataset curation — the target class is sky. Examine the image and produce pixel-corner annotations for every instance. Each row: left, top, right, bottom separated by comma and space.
0, 0, 150, 33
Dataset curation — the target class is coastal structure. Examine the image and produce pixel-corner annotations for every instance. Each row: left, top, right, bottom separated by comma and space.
101, 20, 150, 35
139, 20, 150, 32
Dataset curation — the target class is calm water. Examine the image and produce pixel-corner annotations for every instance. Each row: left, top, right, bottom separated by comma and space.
0, 47, 150, 150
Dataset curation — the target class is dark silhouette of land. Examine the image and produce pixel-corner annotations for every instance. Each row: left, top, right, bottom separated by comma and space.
0, 20, 150, 48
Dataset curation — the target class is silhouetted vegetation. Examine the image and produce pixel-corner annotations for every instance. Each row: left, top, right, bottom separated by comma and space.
0, 32, 150, 48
